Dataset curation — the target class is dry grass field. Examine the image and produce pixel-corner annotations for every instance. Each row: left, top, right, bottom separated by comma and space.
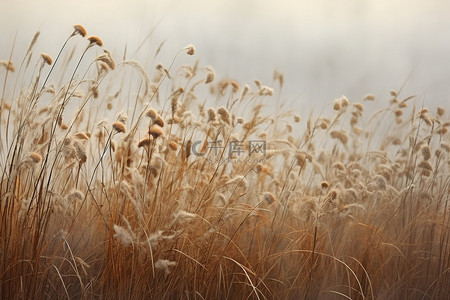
1, 25, 449, 299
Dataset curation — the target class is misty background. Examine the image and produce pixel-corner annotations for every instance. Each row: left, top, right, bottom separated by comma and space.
1, 0, 449, 112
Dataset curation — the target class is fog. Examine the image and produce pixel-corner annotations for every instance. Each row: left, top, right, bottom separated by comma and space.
1, 0, 449, 111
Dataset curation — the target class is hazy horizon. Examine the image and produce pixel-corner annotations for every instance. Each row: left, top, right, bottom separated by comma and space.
1, 0, 449, 111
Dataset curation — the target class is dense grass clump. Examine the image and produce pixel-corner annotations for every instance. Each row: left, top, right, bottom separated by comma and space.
1, 25, 449, 299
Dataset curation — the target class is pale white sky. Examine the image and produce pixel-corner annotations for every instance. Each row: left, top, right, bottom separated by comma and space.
1, 0, 449, 110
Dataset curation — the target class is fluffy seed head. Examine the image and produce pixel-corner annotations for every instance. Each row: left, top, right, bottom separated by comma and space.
67, 190, 84, 202
113, 224, 135, 246
231, 81, 240, 93
138, 138, 152, 148
374, 175, 387, 190
155, 115, 165, 128
171, 97, 178, 115
333, 100, 341, 111
263, 192, 277, 204
217, 106, 230, 125
273, 70, 284, 87
296, 153, 306, 167
437, 107, 445, 116
332, 162, 345, 171
340, 96, 350, 107
205, 66, 215, 84
440, 142, 450, 152
74, 132, 90, 140
168, 141, 178, 151
330, 130, 348, 145
29, 152, 42, 163
258, 86, 274, 96
87, 36, 103, 47
74, 141, 87, 164
40, 53, 53, 65
95, 50, 115, 70
364, 94, 375, 101
418, 160, 433, 172
185, 44, 195, 55
207, 108, 216, 122
353, 102, 363, 112
241, 84, 250, 99
149, 125, 164, 139
112, 122, 126, 133
421, 144, 431, 161
321, 181, 329, 189
437, 127, 448, 135
0, 60, 15, 72
154, 259, 176, 275
73, 24, 87, 37
146, 108, 158, 120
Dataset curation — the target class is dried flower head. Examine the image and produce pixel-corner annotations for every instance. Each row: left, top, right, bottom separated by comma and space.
374, 175, 387, 190
418, 160, 433, 172
258, 86, 274, 96
146, 108, 158, 120
74, 141, 87, 164
440, 142, 450, 152
40, 53, 53, 65
168, 141, 178, 151
154, 259, 176, 275
421, 144, 431, 161
29, 152, 42, 163
296, 153, 306, 167
340, 96, 350, 107
138, 138, 152, 148
95, 49, 115, 70
87, 36, 103, 47
155, 115, 165, 128
205, 66, 215, 84
363, 94, 375, 101
217, 106, 231, 125
333, 100, 341, 111
353, 102, 363, 112
74, 132, 90, 140
321, 181, 329, 189
263, 192, 277, 204
330, 130, 349, 145
231, 81, 240, 93
185, 44, 195, 55
207, 108, 216, 122
149, 125, 164, 139
437, 107, 445, 117
171, 97, 178, 115
241, 84, 250, 99
112, 122, 126, 133
273, 70, 284, 87
113, 224, 135, 246
73, 24, 87, 37
0, 60, 15, 72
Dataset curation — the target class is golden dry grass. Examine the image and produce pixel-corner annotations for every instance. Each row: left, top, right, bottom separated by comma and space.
0, 25, 449, 299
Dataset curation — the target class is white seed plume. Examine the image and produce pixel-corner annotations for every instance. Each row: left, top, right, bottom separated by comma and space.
154, 259, 177, 275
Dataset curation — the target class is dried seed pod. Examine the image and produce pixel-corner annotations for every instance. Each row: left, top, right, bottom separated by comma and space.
112, 122, 126, 133
73, 24, 87, 37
